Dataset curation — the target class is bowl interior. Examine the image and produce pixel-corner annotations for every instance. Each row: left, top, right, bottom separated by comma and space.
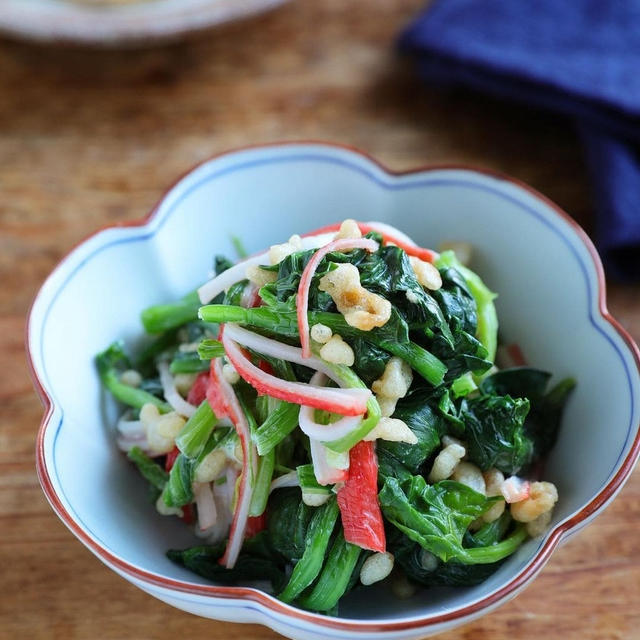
33, 145, 640, 621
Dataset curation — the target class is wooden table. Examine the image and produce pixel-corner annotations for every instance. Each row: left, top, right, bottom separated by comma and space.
2, 1, 639, 638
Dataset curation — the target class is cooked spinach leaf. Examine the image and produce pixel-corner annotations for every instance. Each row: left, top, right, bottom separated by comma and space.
167, 532, 286, 591
429, 325, 492, 383
135, 329, 179, 374
436, 250, 498, 362
480, 367, 550, 399
377, 389, 446, 475
137, 376, 165, 400
169, 350, 210, 374
393, 541, 505, 587
460, 393, 532, 474
175, 399, 217, 459
197, 338, 225, 360
278, 497, 339, 603
253, 402, 300, 456
390, 511, 520, 587
480, 367, 576, 459
297, 531, 362, 612
379, 475, 498, 563
127, 446, 169, 500
431, 267, 477, 335
214, 255, 234, 275
357, 246, 453, 346
349, 337, 390, 386
464, 510, 512, 548
530, 377, 575, 457
141, 290, 201, 334
267, 488, 313, 563
161, 453, 195, 508
96, 342, 171, 412
223, 279, 250, 306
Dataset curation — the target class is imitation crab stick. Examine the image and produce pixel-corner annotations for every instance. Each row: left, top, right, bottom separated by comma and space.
186, 371, 209, 406
221, 331, 370, 416
209, 358, 258, 569
337, 440, 386, 553
197, 232, 336, 304
157, 360, 197, 418
304, 221, 437, 264
297, 372, 364, 443
309, 438, 349, 486
297, 237, 379, 359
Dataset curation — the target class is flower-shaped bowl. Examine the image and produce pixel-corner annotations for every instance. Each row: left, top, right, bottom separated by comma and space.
28, 142, 640, 640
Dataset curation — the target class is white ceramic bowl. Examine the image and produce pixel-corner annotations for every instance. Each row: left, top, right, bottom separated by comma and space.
0, 0, 288, 46
28, 143, 640, 640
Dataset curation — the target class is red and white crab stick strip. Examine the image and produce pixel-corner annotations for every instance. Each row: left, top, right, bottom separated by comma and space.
222, 332, 370, 416
305, 221, 437, 263
362, 221, 418, 248
269, 471, 300, 492
297, 237, 379, 359
337, 440, 386, 552
198, 253, 266, 305
223, 323, 356, 383
193, 481, 217, 531
157, 361, 198, 418
197, 232, 335, 304
294, 372, 353, 484
309, 438, 349, 486
210, 358, 258, 569
496, 343, 528, 369
298, 372, 363, 442
299, 405, 363, 442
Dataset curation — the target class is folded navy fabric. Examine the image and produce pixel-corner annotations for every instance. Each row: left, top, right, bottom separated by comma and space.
582, 128, 640, 279
399, 0, 640, 279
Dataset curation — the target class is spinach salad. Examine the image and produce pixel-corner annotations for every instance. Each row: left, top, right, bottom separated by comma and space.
97, 220, 574, 614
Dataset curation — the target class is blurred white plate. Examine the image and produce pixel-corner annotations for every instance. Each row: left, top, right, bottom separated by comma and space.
0, 0, 289, 46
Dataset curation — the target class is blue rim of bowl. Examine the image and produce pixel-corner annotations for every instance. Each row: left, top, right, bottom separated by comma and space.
27, 141, 640, 634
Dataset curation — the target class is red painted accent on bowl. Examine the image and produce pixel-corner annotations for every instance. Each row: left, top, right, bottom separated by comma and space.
27, 141, 640, 634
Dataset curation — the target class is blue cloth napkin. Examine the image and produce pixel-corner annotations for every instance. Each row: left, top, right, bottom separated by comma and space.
399, 0, 640, 280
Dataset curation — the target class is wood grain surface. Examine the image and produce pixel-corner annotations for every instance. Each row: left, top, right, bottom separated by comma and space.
1, 1, 639, 638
